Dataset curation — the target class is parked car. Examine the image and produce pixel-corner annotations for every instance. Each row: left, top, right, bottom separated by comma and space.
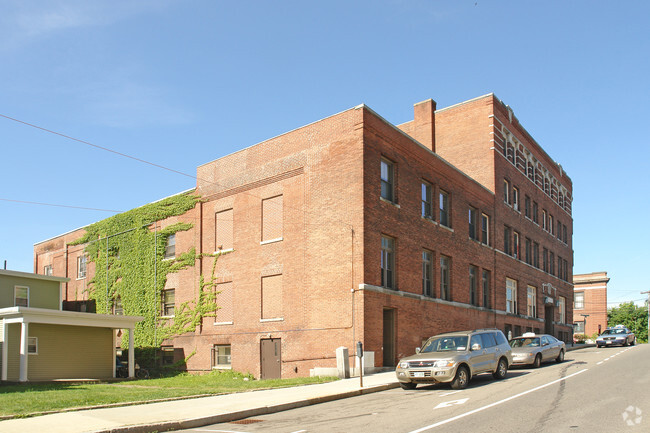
395, 329, 512, 390
509, 333, 566, 367
596, 325, 636, 348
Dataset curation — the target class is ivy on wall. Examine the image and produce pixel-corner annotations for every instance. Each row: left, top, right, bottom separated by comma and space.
69, 192, 219, 347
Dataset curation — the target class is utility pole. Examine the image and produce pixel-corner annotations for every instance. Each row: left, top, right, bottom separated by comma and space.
642, 291, 650, 341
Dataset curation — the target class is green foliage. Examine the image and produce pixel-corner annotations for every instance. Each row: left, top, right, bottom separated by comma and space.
608, 301, 648, 343
68, 192, 217, 347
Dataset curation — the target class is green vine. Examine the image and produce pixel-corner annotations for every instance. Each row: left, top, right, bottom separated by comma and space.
68, 192, 218, 347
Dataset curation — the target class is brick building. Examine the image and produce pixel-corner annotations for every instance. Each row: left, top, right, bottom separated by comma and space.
34, 94, 574, 378
573, 272, 609, 337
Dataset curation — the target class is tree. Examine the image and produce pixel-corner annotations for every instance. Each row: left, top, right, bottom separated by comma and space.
608, 302, 648, 343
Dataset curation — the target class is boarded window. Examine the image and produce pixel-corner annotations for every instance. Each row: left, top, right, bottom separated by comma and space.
215, 281, 234, 323
262, 196, 283, 242
216, 209, 234, 251
261, 274, 282, 319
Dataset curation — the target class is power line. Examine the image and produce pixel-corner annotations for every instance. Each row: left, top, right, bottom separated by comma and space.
0, 198, 122, 213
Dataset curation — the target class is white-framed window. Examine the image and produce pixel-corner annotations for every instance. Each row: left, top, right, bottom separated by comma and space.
513, 232, 520, 259
439, 190, 450, 227
440, 255, 451, 301
422, 250, 433, 297
380, 158, 395, 202
213, 344, 231, 369
421, 182, 432, 219
468, 207, 478, 240
512, 187, 519, 211
164, 234, 176, 259
43, 265, 53, 276
14, 286, 29, 307
381, 235, 395, 289
77, 255, 87, 279
28, 337, 38, 355
161, 289, 175, 317
527, 285, 537, 317
503, 179, 510, 204
506, 278, 517, 314
574, 291, 584, 309
481, 213, 489, 245
558, 296, 566, 324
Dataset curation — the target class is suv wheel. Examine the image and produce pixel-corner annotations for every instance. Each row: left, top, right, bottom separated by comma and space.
492, 358, 508, 380
399, 382, 417, 390
450, 366, 469, 390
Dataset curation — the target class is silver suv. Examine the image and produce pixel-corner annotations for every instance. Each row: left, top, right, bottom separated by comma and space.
396, 329, 513, 390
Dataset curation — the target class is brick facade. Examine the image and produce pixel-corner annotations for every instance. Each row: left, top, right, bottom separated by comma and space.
34, 93, 574, 378
573, 272, 609, 337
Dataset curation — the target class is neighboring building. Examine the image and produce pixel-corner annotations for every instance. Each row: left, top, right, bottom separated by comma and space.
34, 93, 574, 379
573, 272, 609, 336
0, 269, 141, 382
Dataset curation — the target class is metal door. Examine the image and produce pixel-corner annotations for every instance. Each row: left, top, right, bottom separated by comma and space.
260, 338, 281, 379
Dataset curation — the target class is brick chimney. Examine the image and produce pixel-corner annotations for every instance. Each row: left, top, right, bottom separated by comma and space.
413, 99, 436, 152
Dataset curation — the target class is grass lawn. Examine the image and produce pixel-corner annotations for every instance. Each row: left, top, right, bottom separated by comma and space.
0, 370, 337, 418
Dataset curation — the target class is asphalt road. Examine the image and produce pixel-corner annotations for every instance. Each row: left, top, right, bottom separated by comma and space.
178, 345, 649, 433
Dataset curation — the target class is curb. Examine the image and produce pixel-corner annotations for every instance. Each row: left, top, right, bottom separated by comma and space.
89, 382, 400, 433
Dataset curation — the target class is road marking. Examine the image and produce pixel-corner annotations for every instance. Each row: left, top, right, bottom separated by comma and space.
434, 398, 469, 409
439, 391, 462, 397
408, 369, 588, 433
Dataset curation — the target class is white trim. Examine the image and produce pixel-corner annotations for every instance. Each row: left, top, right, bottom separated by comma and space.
260, 238, 283, 246
213, 321, 234, 326
14, 286, 29, 307
260, 318, 284, 323
27, 336, 38, 355
214, 248, 234, 254
0, 269, 68, 283
0, 307, 143, 329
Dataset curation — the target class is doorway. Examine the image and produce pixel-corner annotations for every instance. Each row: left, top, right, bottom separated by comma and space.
260, 338, 281, 379
545, 305, 554, 335
383, 308, 396, 367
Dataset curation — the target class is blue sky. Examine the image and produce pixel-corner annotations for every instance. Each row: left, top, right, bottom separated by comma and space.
1, 1, 649, 307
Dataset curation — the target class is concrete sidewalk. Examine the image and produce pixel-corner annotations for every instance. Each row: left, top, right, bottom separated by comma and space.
0, 371, 399, 433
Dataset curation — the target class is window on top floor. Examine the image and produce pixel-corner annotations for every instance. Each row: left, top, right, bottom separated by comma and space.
216, 208, 234, 251
77, 255, 87, 279
164, 234, 176, 259
421, 182, 432, 219
481, 213, 490, 246
43, 265, 52, 276
380, 159, 395, 202
574, 291, 584, 309
439, 190, 450, 227
262, 195, 283, 243
469, 207, 478, 240
14, 286, 29, 307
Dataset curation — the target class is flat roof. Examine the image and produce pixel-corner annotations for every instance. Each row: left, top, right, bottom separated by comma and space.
0, 269, 69, 283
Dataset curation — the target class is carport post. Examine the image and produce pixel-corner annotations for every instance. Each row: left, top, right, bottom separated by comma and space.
19, 321, 29, 382
128, 328, 135, 378
1, 320, 8, 381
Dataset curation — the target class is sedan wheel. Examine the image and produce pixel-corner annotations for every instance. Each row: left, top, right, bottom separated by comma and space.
533, 354, 542, 368
556, 349, 565, 363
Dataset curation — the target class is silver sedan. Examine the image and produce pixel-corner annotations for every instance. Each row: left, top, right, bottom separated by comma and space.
509, 333, 566, 368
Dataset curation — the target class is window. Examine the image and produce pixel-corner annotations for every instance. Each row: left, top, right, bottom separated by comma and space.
216, 209, 234, 251
549, 214, 554, 236
513, 232, 520, 259
525, 238, 532, 265
421, 182, 432, 219
469, 265, 478, 306
574, 291, 584, 309
563, 225, 568, 244
557, 220, 562, 240
558, 296, 566, 323
549, 252, 555, 276
440, 255, 451, 301
14, 286, 29, 307
503, 179, 510, 204
527, 285, 537, 317
482, 270, 490, 308
262, 195, 283, 242
77, 255, 87, 279
381, 236, 395, 289
468, 207, 478, 240
524, 195, 531, 218
380, 159, 394, 202
28, 337, 38, 355
574, 321, 585, 333
164, 234, 176, 259
542, 209, 547, 230
113, 296, 123, 315
422, 250, 433, 297
543, 248, 549, 272
506, 278, 517, 314
512, 187, 519, 211
261, 274, 283, 319
504, 226, 512, 255
558, 256, 563, 281
533, 242, 540, 268
532, 202, 539, 224
161, 347, 175, 365
481, 213, 490, 245
161, 289, 175, 317
439, 190, 450, 227
43, 265, 52, 276
215, 281, 234, 324
213, 344, 231, 368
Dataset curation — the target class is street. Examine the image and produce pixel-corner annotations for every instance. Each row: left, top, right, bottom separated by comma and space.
177, 345, 649, 433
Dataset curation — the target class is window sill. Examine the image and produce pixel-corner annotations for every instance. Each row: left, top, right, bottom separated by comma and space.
214, 321, 233, 326
214, 248, 234, 254
439, 224, 453, 233
76, 277, 86, 281
260, 317, 284, 323
380, 197, 400, 208
261, 238, 283, 246
212, 366, 232, 370
160, 315, 175, 319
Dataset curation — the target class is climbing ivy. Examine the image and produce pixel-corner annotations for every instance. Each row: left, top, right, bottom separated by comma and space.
69, 192, 218, 347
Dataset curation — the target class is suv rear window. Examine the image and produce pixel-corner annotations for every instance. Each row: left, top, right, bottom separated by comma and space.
495, 331, 508, 346
480, 332, 497, 348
